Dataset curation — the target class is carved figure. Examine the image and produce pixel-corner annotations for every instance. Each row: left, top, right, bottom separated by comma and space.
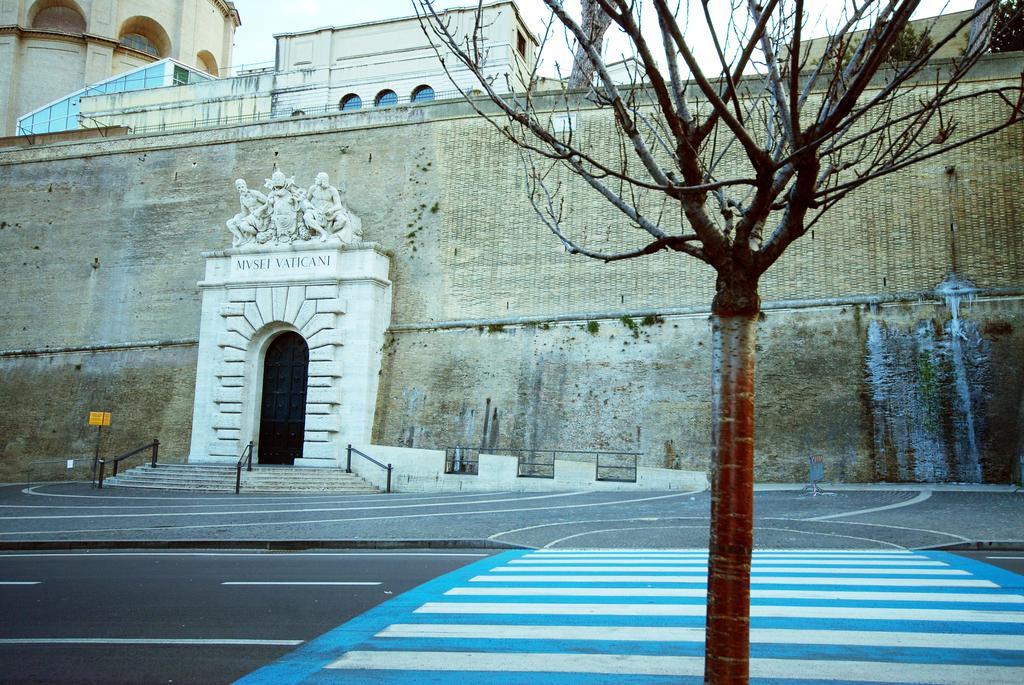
263, 171, 302, 243
308, 172, 363, 244
226, 179, 268, 246
226, 170, 365, 247
298, 188, 330, 242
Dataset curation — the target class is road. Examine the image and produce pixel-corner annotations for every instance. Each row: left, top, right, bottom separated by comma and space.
241, 548, 1024, 684
2, 548, 1022, 684
0, 550, 490, 684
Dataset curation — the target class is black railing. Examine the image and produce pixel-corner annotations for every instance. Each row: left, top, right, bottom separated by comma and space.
234, 441, 255, 494
96, 439, 159, 488
443, 447, 641, 482
444, 446, 479, 475
596, 452, 639, 482
346, 445, 393, 493
24, 458, 93, 486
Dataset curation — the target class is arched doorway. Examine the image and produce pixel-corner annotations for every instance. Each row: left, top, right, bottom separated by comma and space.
258, 332, 309, 465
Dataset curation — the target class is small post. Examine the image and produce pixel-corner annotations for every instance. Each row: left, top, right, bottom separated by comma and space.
92, 425, 103, 480
386, 464, 393, 494
151, 439, 159, 468
113, 460, 119, 477
97, 460, 105, 488
346, 444, 352, 473
235, 463, 242, 495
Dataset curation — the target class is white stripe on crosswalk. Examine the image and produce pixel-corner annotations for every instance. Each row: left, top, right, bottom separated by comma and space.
325, 651, 1024, 684
532, 549, 917, 554
471, 574, 998, 587
414, 601, 1024, 623
493, 565, 970, 575
528, 548, 921, 557
445, 586, 1024, 604
510, 559, 949, 566
375, 623, 1024, 651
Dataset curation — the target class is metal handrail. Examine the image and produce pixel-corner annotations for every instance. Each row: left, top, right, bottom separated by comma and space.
346, 444, 393, 493
234, 441, 255, 494
96, 439, 159, 488
24, 458, 92, 487
444, 446, 641, 482
444, 446, 479, 475
595, 453, 639, 483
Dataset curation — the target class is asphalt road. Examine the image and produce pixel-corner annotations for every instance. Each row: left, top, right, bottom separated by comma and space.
0, 550, 491, 684
2, 483, 1021, 549
955, 550, 1024, 575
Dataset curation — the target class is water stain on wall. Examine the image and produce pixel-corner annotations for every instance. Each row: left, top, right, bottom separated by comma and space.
865, 278, 991, 482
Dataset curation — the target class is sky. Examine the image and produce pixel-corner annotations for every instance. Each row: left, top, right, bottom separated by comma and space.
228, 0, 978, 74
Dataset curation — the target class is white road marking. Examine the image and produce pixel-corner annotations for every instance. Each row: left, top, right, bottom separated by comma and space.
0, 638, 303, 646
469, 574, 997, 587
22, 485, 514, 502
510, 558, 949, 566
444, 586, 1024, 603
526, 552, 920, 559
774, 517, 973, 543
487, 496, 706, 540
491, 565, 970, 575
0, 552, 489, 559
0, 491, 588, 521
988, 556, 1024, 560
533, 548, 915, 554
325, 651, 1024, 684
0, 491, 699, 537
804, 490, 932, 522
2, 491, 515, 509
0, 581, 40, 585
375, 623, 1024, 650
222, 581, 381, 586
413, 601, 1024, 623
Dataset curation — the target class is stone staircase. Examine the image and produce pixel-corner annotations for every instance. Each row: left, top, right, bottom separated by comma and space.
101, 463, 382, 494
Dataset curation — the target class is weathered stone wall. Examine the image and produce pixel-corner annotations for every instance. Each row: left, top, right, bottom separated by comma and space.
375, 299, 1023, 483
1, 62, 1022, 483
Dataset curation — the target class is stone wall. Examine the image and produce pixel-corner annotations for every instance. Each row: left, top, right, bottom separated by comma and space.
376, 299, 1023, 483
1, 62, 1022, 483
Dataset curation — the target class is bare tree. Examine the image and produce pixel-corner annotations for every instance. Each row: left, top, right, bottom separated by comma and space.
414, 0, 1024, 681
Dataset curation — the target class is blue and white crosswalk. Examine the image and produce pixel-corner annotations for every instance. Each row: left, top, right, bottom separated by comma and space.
236, 549, 1024, 684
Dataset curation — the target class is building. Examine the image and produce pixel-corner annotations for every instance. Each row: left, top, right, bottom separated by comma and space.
0, 5, 1021, 489
0, 0, 241, 136
74, 1, 539, 136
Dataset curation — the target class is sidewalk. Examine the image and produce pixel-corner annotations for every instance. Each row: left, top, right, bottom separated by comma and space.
0, 481, 1021, 550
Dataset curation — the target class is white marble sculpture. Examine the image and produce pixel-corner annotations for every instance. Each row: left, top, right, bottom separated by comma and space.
225, 169, 363, 247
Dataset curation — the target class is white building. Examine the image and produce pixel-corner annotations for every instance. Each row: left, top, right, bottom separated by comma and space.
74, 1, 539, 135
0, 0, 240, 136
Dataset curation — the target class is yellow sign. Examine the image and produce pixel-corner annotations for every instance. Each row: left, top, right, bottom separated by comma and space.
88, 412, 111, 427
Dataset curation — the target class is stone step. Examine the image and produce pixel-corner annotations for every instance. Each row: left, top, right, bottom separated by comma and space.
104, 464, 382, 494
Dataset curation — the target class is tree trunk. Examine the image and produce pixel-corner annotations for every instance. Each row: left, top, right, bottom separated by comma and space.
704, 288, 758, 683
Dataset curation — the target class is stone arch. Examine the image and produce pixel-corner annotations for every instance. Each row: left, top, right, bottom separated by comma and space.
196, 49, 219, 76
213, 285, 345, 458
28, 0, 86, 33
118, 15, 172, 58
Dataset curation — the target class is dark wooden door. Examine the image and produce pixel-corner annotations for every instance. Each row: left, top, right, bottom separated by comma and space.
258, 332, 309, 465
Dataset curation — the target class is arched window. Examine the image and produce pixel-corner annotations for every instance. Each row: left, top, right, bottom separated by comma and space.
374, 89, 397, 108
411, 85, 435, 103
122, 33, 158, 56
196, 50, 219, 77
30, 1, 86, 33
340, 93, 362, 111
118, 16, 171, 58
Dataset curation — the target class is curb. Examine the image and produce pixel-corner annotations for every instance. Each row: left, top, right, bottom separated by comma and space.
0, 539, 533, 551
917, 540, 1024, 551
